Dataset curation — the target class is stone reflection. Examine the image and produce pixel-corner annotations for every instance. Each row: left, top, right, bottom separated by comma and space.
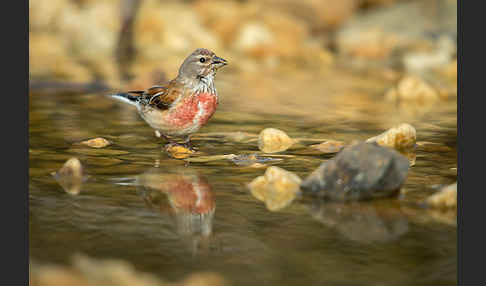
51, 157, 85, 195
136, 168, 215, 254
308, 201, 409, 243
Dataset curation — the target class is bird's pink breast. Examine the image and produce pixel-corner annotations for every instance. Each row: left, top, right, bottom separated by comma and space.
167, 92, 218, 128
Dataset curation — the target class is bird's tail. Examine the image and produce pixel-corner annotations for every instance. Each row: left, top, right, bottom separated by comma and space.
110, 92, 140, 106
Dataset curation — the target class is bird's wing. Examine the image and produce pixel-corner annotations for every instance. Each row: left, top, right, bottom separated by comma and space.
127, 80, 183, 110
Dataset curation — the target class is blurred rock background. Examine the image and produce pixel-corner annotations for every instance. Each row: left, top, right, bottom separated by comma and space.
29, 0, 457, 91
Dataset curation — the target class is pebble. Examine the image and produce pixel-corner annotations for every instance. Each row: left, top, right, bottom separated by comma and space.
80, 137, 111, 148
258, 128, 295, 153
165, 144, 197, 159
248, 166, 301, 211
366, 123, 416, 150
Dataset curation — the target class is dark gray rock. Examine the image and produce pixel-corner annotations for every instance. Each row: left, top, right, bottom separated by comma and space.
301, 142, 409, 201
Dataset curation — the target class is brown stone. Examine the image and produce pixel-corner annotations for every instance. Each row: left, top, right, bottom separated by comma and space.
258, 128, 295, 153
80, 137, 111, 148
366, 123, 416, 150
248, 166, 302, 211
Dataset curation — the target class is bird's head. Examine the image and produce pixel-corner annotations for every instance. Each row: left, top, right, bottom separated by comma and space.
178, 48, 228, 81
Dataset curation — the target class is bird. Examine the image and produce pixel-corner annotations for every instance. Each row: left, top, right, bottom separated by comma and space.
110, 48, 227, 148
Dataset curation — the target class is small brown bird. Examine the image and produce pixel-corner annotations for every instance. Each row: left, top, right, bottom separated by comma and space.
111, 48, 227, 146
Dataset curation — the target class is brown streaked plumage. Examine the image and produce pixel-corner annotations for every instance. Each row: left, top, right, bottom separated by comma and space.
110, 48, 227, 144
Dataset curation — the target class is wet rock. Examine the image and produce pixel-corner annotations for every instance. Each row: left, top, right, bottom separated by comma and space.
309, 140, 346, 154
426, 182, 457, 209
51, 158, 84, 195
258, 128, 295, 153
301, 142, 410, 201
385, 76, 440, 102
80, 137, 111, 148
248, 166, 302, 211
366, 123, 416, 150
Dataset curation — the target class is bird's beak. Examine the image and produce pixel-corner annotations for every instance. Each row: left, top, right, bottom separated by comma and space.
212, 56, 228, 67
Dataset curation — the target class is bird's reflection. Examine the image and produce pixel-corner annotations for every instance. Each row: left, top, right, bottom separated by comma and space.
136, 168, 215, 254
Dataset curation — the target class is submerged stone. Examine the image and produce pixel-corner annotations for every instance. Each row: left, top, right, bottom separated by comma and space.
301, 142, 410, 201
80, 137, 111, 148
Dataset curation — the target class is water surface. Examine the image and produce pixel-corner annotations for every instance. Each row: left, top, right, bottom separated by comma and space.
29, 72, 457, 286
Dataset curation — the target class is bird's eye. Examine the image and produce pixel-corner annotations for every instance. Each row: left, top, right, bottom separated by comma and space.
199, 58, 206, 63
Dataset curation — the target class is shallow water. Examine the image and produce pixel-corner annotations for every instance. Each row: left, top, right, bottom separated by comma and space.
29, 72, 457, 286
